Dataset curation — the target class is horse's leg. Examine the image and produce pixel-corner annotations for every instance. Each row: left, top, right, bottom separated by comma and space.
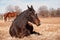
32, 31, 40, 35
23, 28, 31, 36
26, 23, 40, 35
26, 23, 33, 34
3, 16, 5, 22
4, 17, 6, 21
18, 26, 31, 38
7, 17, 9, 21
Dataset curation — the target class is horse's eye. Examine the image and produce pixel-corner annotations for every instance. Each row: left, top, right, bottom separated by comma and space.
36, 14, 37, 16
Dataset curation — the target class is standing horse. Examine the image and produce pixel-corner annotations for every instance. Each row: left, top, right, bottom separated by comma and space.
3, 12, 19, 21
9, 5, 41, 38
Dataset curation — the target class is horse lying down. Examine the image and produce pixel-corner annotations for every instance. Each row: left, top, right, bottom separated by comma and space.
9, 23, 40, 38
9, 5, 41, 38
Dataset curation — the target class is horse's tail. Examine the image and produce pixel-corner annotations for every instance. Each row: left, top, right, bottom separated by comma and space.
3, 14, 7, 21
9, 24, 17, 37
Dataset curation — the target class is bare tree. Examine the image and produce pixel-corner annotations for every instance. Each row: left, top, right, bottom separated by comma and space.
14, 5, 21, 13
38, 6, 49, 17
6, 5, 21, 13
49, 8, 57, 17
56, 8, 60, 17
6, 5, 15, 12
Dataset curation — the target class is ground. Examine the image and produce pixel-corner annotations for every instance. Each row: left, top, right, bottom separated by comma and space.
0, 17, 60, 40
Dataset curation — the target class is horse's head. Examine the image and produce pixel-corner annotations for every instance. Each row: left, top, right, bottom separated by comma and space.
27, 5, 41, 26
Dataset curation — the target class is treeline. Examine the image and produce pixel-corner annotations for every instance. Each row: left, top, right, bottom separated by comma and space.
5, 5, 21, 13
38, 6, 60, 17
5, 5, 60, 17
0, 5, 60, 18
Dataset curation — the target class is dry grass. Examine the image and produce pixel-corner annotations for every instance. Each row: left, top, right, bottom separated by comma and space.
0, 17, 60, 40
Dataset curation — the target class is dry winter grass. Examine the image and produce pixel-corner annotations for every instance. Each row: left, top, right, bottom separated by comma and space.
0, 17, 60, 40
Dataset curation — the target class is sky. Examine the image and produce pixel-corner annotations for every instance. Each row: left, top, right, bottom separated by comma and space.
0, 0, 60, 14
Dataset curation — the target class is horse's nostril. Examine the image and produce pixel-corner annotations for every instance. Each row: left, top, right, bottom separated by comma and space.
37, 23, 41, 26
39, 23, 41, 25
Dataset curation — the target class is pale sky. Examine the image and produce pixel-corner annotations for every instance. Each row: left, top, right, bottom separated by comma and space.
0, 0, 60, 14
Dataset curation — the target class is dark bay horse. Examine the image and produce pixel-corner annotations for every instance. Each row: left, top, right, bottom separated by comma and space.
3, 12, 19, 21
9, 5, 41, 38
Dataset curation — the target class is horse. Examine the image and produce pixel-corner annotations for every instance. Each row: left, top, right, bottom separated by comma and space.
9, 5, 41, 38
3, 12, 19, 21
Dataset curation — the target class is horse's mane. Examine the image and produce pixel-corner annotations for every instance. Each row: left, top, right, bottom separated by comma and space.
13, 9, 28, 22
16, 9, 28, 17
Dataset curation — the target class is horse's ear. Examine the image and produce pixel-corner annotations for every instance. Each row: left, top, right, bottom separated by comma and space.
31, 5, 33, 9
27, 5, 30, 9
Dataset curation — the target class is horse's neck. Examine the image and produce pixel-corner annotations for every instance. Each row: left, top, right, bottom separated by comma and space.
14, 9, 29, 25
14, 12, 28, 26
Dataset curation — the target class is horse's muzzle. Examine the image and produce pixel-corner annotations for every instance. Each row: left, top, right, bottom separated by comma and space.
37, 23, 41, 26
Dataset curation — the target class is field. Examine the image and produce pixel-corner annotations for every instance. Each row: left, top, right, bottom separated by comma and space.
0, 17, 60, 40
